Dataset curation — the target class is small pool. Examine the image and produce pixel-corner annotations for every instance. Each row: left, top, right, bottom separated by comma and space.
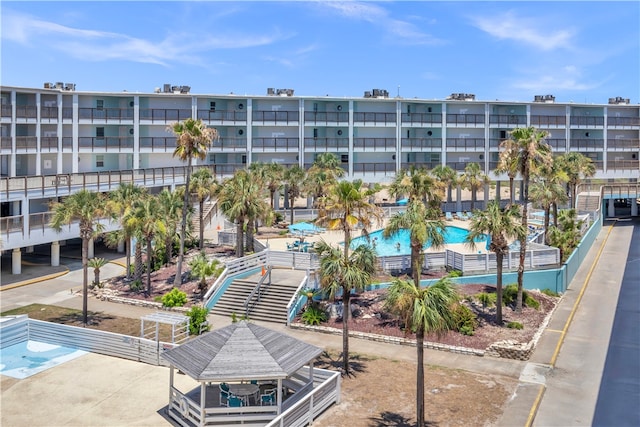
0, 340, 87, 379
350, 226, 487, 256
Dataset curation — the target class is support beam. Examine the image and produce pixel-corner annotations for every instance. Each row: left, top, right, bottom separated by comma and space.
608, 198, 615, 218
12, 248, 22, 274
631, 198, 638, 216
88, 238, 94, 259
51, 241, 60, 266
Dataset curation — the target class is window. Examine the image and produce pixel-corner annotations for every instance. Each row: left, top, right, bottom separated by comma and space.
96, 100, 104, 110
313, 128, 318, 139
96, 127, 105, 138
96, 155, 104, 167
341, 154, 349, 163
210, 101, 216, 111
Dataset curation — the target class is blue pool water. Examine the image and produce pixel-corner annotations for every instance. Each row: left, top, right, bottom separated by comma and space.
350, 226, 487, 256
0, 340, 87, 379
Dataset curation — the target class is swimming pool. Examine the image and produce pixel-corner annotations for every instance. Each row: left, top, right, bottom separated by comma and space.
0, 340, 87, 379
350, 226, 488, 256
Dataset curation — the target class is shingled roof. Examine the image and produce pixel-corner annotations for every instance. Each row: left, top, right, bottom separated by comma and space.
161, 321, 323, 382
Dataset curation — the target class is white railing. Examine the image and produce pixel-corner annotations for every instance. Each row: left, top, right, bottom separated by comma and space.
445, 247, 560, 273
204, 251, 268, 305
286, 274, 309, 326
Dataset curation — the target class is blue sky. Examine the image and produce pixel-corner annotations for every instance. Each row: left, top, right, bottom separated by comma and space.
2, 1, 639, 103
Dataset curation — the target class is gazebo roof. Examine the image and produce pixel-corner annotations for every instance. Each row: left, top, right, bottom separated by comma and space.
161, 321, 323, 382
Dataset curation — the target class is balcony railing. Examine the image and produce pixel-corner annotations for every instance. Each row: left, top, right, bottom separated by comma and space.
401, 138, 442, 150
40, 137, 59, 151
252, 111, 299, 123
1, 105, 11, 118
446, 114, 485, 125
353, 138, 396, 150
303, 138, 349, 150
569, 139, 605, 151
446, 138, 485, 150
303, 111, 349, 124
252, 137, 299, 151
546, 139, 568, 150
139, 109, 192, 122
15, 136, 38, 151
353, 112, 397, 124
41, 107, 59, 119
78, 108, 134, 121
353, 162, 396, 174
212, 137, 247, 151
28, 212, 55, 234
197, 110, 247, 122
400, 113, 443, 125
530, 115, 567, 126
139, 137, 177, 151
489, 115, 527, 125
606, 159, 639, 171
15, 105, 37, 119
570, 116, 604, 126
607, 116, 640, 127
62, 137, 72, 151
446, 161, 479, 171
0, 215, 23, 234
62, 108, 73, 119
304, 163, 348, 172
607, 138, 640, 149
78, 137, 134, 150
213, 163, 246, 176
0, 137, 11, 150
400, 161, 441, 170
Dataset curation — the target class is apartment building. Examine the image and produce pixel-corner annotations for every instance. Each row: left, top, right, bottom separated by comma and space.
1, 84, 639, 274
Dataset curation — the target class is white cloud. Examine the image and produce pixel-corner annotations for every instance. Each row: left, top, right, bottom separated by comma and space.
470, 10, 575, 51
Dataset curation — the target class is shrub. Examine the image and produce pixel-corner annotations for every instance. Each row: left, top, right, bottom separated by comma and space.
186, 306, 210, 335
506, 321, 523, 330
541, 288, 560, 297
447, 269, 463, 278
452, 304, 477, 336
502, 284, 539, 309
130, 279, 143, 292
161, 288, 188, 307
301, 306, 327, 326
231, 312, 250, 323
476, 292, 497, 311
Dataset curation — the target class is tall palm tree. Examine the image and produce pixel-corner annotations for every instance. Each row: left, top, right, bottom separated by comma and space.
167, 118, 218, 285
105, 183, 146, 280
249, 162, 284, 209
508, 126, 553, 312
496, 138, 521, 205
556, 152, 596, 209
125, 195, 166, 296
304, 153, 345, 209
388, 165, 439, 208
190, 168, 218, 249
157, 188, 183, 265
466, 202, 526, 324
314, 240, 377, 375
431, 164, 457, 204
530, 177, 568, 244
283, 165, 306, 224
50, 190, 106, 325
384, 276, 458, 427
460, 162, 490, 210
383, 200, 446, 287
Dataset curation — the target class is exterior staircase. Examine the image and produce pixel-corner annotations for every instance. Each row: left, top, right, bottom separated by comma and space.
576, 192, 601, 213
191, 200, 218, 238
210, 268, 306, 324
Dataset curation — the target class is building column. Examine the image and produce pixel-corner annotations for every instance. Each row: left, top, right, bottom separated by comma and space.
274, 190, 280, 210
495, 181, 501, 202
88, 238, 95, 259
117, 239, 125, 253
484, 183, 490, 207
631, 198, 638, 216
519, 181, 525, 202
12, 248, 21, 275
51, 241, 60, 266
608, 198, 615, 218
456, 186, 462, 212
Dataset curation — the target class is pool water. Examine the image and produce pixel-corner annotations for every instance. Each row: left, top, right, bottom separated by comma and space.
350, 226, 488, 256
0, 340, 87, 379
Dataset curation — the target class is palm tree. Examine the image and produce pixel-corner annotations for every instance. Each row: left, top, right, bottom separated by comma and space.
190, 168, 218, 249
167, 118, 218, 285
189, 251, 224, 294
283, 165, 306, 224
125, 195, 166, 296
466, 202, 526, 324
383, 200, 446, 287
105, 183, 146, 280
50, 190, 106, 325
431, 164, 457, 204
388, 165, 440, 208
316, 179, 384, 260
508, 126, 553, 312
88, 257, 108, 289
157, 188, 183, 265
556, 152, 596, 209
314, 240, 377, 375
304, 153, 345, 209
460, 162, 490, 210
547, 209, 584, 262
384, 276, 458, 427
249, 162, 284, 209
496, 138, 521, 205
530, 177, 568, 244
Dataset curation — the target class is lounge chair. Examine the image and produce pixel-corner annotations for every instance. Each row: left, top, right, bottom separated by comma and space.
456, 212, 467, 220
445, 212, 454, 221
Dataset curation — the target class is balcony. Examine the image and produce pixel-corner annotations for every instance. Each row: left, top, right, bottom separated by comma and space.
62, 137, 72, 151
446, 114, 485, 125
251, 137, 299, 151
530, 115, 567, 126
1, 104, 11, 118
62, 108, 73, 119
15, 105, 37, 119
79, 108, 134, 122
139, 109, 192, 122
606, 159, 639, 171
570, 116, 604, 126
546, 138, 568, 151
607, 116, 640, 127
607, 138, 640, 150
139, 137, 177, 151
210, 137, 247, 151
401, 138, 442, 150
303, 111, 349, 124
197, 110, 247, 123
489, 114, 527, 126
0, 137, 11, 151
252, 110, 299, 124
446, 138, 485, 150
353, 137, 396, 151
78, 137, 134, 151
400, 161, 441, 170
353, 112, 397, 125
446, 161, 479, 171
15, 136, 38, 151
569, 139, 605, 151
303, 138, 349, 151
400, 113, 443, 125
40, 137, 59, 152
41, 107, 59, 120
353, 162, 396, 174
213, 163, 245, 177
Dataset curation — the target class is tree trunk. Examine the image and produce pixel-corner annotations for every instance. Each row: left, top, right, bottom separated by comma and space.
544, 206, 551, 245
471, 188, 476, 210
165, 234, 173, 267
199, 199, 205, 250
509, 177, 515, 206
246, 217, 255, 253
571, 183, 577, 209
81, 236, 89, 325
175, 160, 193, 286
553, 203, 559, 228
146, 239, 153, 296
289, 195, 295, 224
93, 267, 100, 288
236, 221, 244, 258
125, 237, 131, 280
416, 328, 425, 427
134, 240, 143, 282
495, 252, 504, 325
342, 288, 351, 376
517, 171, 529, 313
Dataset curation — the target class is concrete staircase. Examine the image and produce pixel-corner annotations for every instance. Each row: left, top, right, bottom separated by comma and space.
210, 269, 306, 324
191, 200, 217, 237
576, 192, 601, 213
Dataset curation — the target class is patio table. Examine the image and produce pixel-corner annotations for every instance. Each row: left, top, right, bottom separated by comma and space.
228, 383, 259, 405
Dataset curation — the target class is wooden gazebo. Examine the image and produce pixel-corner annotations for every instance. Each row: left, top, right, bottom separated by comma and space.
162, 320, 325, 427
